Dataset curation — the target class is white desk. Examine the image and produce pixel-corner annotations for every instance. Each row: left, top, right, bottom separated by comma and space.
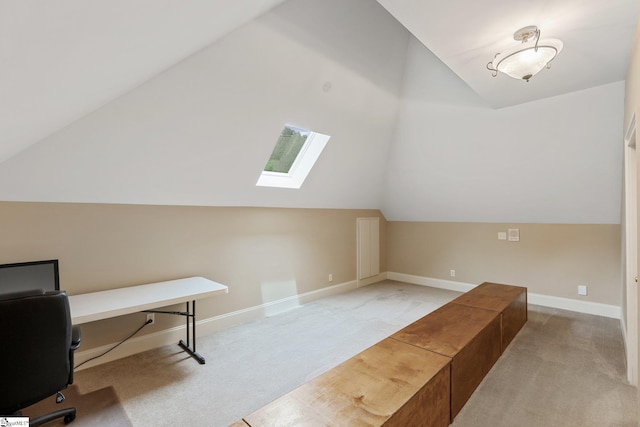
69, 277, 228, 364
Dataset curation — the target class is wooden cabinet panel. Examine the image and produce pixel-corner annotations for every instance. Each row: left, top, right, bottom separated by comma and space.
449, 316, 501, 418
391, 303, 501, 421
451, 282, 527, 352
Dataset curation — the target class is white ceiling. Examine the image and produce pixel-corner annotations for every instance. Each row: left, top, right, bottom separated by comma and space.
1, 0, 638, 164
377, 0, 640, 108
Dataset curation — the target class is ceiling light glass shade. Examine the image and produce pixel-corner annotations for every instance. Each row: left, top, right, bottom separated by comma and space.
490, 38, 563, 81
487, 26, 563, 82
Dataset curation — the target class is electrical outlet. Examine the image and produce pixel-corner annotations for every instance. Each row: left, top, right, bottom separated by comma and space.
578, 285, 588, 296
328, 273, 333, 282
450, 270, 456, 277
146, 313, 155, 325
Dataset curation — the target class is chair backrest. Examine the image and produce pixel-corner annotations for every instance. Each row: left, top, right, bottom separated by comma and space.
0, 289, 73, 413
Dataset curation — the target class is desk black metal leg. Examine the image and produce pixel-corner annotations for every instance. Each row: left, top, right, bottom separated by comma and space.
178, 300, 205, 364
178, 340, 205, 364
143, 301, 205, 364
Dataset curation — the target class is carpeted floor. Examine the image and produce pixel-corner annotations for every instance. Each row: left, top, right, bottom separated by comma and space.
451, 305, 637, 427
72, 281, 637, 426
23, 384, 131, 426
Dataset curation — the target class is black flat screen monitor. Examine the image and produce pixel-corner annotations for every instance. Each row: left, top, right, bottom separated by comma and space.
0, 259, 60, 294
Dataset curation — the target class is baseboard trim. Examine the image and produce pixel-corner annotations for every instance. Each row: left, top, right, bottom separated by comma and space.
357, 272, 388, 287
387, 272, 621, 319
527, 292, 621, 319
75, 279, 358, 370
387, 272, 474, 293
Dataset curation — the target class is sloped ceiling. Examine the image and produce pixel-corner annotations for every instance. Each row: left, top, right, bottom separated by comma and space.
0, 0, 409, 210
0, 0, 286, 164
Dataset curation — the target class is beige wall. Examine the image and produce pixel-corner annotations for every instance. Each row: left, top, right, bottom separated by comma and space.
0, 202, 386, 349
0, 206, 623, 354
387, 222, 621, 306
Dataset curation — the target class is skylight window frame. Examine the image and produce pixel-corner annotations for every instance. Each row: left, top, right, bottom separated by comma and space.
256, 126, 330, 189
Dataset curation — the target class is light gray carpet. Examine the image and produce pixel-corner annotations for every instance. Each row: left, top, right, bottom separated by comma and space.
451, 305, 637, 427
73, 281, 637, 426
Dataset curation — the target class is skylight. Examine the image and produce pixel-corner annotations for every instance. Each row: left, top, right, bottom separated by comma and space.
256, 125, 330, 189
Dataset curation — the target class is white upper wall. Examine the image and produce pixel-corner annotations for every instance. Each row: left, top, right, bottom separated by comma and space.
0, 0, 409, 209
381, 37, 624, 224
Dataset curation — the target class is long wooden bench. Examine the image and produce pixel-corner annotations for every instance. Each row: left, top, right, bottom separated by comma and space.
235, 282, 527, 426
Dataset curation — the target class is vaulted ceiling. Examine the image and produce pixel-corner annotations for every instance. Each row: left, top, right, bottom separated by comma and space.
0, 0, 636, 224
2, 0, 637, 164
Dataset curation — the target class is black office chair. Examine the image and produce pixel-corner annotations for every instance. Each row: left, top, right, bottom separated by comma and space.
0, 289, 81, 425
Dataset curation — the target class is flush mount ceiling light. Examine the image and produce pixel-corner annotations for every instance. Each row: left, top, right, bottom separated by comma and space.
487, 25, 563, 82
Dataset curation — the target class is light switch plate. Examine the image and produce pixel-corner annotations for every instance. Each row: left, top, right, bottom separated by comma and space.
498, 232, 507, 240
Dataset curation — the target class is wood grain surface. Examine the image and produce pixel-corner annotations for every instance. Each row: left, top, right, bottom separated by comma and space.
242, 338, 451, 427
452, 282, 527, 352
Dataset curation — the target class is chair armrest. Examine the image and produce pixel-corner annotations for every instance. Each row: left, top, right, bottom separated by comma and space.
69, 325, 81, 384
71, 325, 81, 350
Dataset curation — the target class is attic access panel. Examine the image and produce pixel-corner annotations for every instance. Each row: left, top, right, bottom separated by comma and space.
256, 125, 330, 189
